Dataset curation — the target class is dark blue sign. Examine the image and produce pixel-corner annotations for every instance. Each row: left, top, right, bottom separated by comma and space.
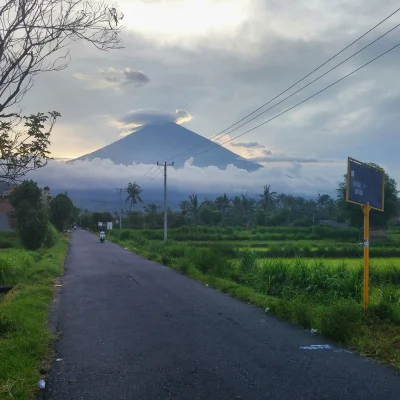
347, 158, 384, 210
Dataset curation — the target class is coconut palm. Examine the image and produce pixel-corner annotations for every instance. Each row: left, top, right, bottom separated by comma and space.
188, 193, 204, 226
125, 182, 143, 211
257, 184, 277, 212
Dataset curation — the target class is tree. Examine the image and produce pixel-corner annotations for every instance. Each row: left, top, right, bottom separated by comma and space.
0, 112, 60, 183
214, 194, 231, 215
188, 193, 204, 226
179, 200, 190, 222
50, 193, 74, 231
0, 0, 124, 118
337, 163, 399, 228
257, 185, 277, 212
8, 179, 48, 249
125, 182, 143, 211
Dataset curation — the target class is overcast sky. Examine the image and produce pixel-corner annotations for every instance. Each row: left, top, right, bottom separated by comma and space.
24, 0, 400, 197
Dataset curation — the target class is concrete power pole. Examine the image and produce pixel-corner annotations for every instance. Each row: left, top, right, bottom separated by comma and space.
116, 188, 125, 229
157, 161, 174, 241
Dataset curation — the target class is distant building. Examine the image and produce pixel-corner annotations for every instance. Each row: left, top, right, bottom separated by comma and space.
0, 183, 16, 231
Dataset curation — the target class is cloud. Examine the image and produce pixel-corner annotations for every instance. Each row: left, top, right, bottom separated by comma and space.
114, 108, 193, 135
19, 0, 400, 180
230, 141, 266, 149
73, 67, 150, 90
27, 157, 346, 198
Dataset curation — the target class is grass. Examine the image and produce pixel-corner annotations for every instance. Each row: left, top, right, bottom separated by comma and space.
107, 228, 400, 371
0, 237, 69, 400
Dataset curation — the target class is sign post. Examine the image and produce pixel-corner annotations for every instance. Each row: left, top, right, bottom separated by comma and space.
346, 157, 385, 312
362, 203, 370, 311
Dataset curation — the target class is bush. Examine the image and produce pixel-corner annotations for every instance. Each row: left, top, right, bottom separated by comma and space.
316, 300, 362, 342
119, 229, 134, 241
238, 250, 258, 276
44, 224, 60, 248
14, 201, 48, 250
191, 247, 232, 278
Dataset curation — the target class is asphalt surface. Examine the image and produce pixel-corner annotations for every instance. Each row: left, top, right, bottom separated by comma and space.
45, 229, 400, 400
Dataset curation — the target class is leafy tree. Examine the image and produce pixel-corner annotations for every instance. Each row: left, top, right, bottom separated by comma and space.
0, 0, 124, 119
126, 182, 143, 211
50, 193, 74, 231
337, 163, 399, 228
0, 112, 61, 183
9, 180, 48, 249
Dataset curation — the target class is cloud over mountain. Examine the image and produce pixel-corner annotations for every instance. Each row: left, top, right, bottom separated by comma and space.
115, 109, 193, 134
28, 157, 345, 198
74, 67, 150, 90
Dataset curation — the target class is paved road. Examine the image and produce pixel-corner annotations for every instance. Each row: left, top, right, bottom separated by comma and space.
45, 230, 400, 399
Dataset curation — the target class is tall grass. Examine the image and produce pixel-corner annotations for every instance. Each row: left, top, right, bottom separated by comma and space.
0, 231, 67, 399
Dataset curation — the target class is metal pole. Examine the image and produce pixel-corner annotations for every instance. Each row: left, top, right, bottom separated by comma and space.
363, 202, 370, 312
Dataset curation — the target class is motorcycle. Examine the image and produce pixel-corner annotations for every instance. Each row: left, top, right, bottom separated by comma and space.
99, 231, 105, 243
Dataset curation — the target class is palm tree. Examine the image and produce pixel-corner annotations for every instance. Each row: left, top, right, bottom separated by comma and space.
179, 200, 190, 221
214, 193, 231, 215
125, 182, 143, 211
257, 184, 277, 212
188, 193, 204, 226
144, 202, 159, 214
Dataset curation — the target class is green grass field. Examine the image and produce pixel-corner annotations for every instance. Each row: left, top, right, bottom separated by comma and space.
107, 227, 400, 371
0, 232, 69, 400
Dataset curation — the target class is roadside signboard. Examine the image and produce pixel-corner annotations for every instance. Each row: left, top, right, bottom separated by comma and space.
345, 157, 385, 312
346, 157, 385, 211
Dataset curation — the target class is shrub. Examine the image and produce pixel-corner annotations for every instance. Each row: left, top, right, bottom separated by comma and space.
238, 250, 258, 276
316, 300, 362, 343
44, 224, 60, 248
119, 229, 134, 241
14, 200, 48, 250
191, 247, 232, 278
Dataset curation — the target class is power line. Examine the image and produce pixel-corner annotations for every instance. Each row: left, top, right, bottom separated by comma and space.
162, 6, 400, 163
173, 21, 400, 158
172, 43, 399, 163
136, 164, 157, 185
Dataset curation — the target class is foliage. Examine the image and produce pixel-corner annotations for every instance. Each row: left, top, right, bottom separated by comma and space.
50, 192, 74, 231
13, 201, 49, 250
0, 240, 69, 399
126, 182, 143, 211
0, 0, 124, 119
44, 223, 60, 248
0, 112, 61, 183
9, 180, 49, 250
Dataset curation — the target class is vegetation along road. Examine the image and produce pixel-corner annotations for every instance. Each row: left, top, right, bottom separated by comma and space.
45, 229, 400, 399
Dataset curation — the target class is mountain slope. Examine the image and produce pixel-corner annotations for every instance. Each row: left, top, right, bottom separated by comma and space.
72, 122, 262, 171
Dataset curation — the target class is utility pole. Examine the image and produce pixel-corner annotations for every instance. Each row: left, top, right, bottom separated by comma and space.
157, 161, 174, 241
116, 188, 125, 229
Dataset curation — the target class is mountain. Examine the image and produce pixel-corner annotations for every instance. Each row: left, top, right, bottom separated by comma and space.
72, 122, 262, 171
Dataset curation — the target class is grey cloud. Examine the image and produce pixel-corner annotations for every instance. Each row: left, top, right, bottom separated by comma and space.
20, 1, 400, 177
123, 68, 150, 86
230, 141, 265, 149
250, 155, 326, 164
119, 108, 192, 127
74, 67, 150, 89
